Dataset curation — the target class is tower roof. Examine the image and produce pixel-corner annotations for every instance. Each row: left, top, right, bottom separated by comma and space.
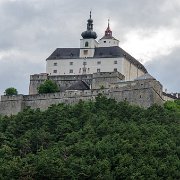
100, 19, 118, 40
81, 11, 97, 39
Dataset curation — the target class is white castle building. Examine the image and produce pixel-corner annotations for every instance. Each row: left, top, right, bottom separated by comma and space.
46, 12, 147, 81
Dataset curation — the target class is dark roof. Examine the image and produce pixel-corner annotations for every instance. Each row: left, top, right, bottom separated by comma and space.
47, 48, 80, 60
163, 92, 179, 100
66, 81, 90, 90
46, 46, 147, 73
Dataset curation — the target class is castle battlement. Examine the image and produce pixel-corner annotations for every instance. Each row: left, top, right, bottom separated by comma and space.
0, 75, 166, 116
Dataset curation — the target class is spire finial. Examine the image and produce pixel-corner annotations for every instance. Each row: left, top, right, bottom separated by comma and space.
90, 11, 92, 19
105, 19, 112, 37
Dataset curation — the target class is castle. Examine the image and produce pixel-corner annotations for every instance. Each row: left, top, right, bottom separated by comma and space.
0, 12, 178, 116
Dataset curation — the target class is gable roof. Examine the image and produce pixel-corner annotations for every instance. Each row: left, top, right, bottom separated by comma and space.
66, 81, 90, 90
163, 92, 179, 100
46, 48, 80, 60
46, 46, 147, 73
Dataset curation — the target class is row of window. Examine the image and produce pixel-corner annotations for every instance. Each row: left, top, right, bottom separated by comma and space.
53, 68, 118, 74
53, 60, 118, 66
84, 41, 117, 46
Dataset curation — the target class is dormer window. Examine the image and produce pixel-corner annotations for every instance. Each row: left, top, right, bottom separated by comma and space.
85, 42, 89, 47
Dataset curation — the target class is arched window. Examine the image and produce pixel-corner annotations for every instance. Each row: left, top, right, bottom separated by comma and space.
85, 41, 89, 47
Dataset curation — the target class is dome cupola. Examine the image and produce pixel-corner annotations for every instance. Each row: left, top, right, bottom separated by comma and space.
81, 11, 97, 39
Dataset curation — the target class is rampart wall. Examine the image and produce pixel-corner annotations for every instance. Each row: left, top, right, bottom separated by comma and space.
0, 79, 164, 116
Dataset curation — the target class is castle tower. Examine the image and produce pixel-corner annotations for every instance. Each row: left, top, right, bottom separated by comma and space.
98, 19, 119, 47
80, 12, 99, 58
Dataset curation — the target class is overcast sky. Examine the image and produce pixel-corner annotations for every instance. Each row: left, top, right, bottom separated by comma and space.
0, 0, 179, 95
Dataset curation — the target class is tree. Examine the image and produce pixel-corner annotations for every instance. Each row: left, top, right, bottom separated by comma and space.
38, 80, 59, 94
5, 87, 18, 96
0, 96, 179, 179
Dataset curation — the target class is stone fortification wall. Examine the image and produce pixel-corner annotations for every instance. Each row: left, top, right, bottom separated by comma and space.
29, 72, 124, 95
109, 79, 163, 107
29, 73, 93, 95
0, 95, 25, 116
0, 79, 164, 116
92, 72, 125, 89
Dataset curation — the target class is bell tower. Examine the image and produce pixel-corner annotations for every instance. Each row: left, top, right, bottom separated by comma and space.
80, 12, 98, 58
98, 19, 119, 47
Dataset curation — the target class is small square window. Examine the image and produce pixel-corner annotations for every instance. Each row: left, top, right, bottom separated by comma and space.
83, 68, 86, 73
84, 50, 88, 55
70, 62, 73, 65
53, 70, 57, 73
69, 69, 73, 73
114, 60, 117, 64
114, 68, 117, 72
54, 62, 57, 66
97, 69, 100, 73
83, 62, 87, 65
97, 61, 101, 65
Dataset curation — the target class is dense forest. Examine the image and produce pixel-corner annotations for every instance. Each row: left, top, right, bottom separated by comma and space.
0, 95, 179, 179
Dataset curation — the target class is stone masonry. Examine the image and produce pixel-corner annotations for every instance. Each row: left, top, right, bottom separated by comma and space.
0, 73, 164, 116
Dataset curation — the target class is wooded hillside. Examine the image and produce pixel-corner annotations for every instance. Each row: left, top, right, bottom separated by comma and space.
0, 95, 179, 179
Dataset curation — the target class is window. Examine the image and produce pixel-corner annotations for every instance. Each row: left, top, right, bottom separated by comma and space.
97, 61, 101, 65
83, 68, 86, 73
79, 68, 81, 73
114, 60, 117, 64
114, 68, 117, 72
54, 62, 57, 66
53, 70, 57, 73
84, 50, 88, 55
85, 42, 89, 47
97, 69, 100, 73
69, 69, 73, 73
104, 41, 106, 43
70, 62, 73, 65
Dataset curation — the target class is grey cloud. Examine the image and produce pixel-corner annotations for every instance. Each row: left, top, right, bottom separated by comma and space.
145, 47, 180, 92
0, 55, 44, 95
0, 0, 179, 95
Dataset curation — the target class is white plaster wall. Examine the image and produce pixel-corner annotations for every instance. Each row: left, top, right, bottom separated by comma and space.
122, 58, 145, 81
98, 39, 119, 47
79, 39, 99, 58
80, 39, 98, 48
46, 57, 123, 76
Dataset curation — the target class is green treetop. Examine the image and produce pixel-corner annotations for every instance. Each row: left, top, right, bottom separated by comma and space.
5, 87, 18, 96
38, 79, 59, 94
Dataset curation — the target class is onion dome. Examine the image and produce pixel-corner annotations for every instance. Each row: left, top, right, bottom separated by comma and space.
81, 11, 97, 39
